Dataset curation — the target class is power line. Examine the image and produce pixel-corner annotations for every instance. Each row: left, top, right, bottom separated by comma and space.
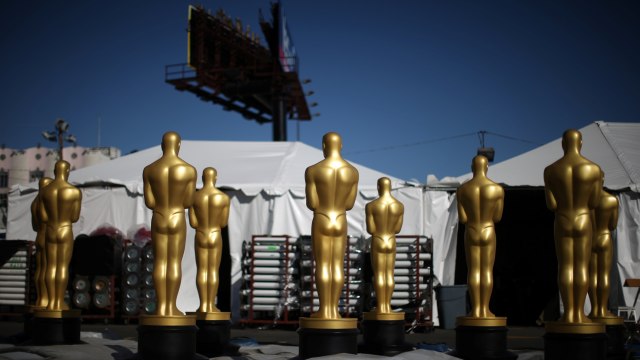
345, 132, 477, 155
484, 131, 539, 145
345, 131, 540, 156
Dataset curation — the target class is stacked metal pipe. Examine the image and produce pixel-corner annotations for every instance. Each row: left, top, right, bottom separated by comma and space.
0, 245, 31, 306
240, 236, 299, 322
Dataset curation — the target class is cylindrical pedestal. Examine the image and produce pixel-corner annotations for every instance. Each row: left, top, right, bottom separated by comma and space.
360, 312, 412, 356
32, 309, 81, 345
23, 306, 44, 341
137, 315, 203, 360
194, 312, 231, 357
448, 317, 517, 360
592, 317, 626, 360
544, 322, 607, 360
297, 317, 359, 360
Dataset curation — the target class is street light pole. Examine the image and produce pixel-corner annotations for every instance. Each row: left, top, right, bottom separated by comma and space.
42, 118, 75, 161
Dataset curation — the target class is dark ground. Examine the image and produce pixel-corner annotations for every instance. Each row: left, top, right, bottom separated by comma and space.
0, 318, 545, 350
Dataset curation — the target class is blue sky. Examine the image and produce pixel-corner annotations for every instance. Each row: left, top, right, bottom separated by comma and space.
1, 1, 638, 182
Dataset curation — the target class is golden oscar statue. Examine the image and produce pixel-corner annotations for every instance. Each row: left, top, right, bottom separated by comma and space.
32, 161, 82, 345
142, 131, 197, 319
189, 167, 230, 322
298, 132, 359, 359
448, 155, 516, 360
31, 177, 52, 308
588, 184, 623, 326
456, 155, 505, 326
543, 129, 605, 336
40, 161, 82, 312
366, 177, 404, 316
361, 177, 410, 356
138, 131, 199, 360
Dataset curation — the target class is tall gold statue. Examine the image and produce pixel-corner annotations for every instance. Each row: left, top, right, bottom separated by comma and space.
31, 177, 52, 308
40, 161, 82, 311
366, 177, 404, 314
544, 129, 602, 324
305, 132, 359, 319
456, 155, 504, 319
189, 167, 230, 314
588, 185, 619, 319
143, 131, 197, 317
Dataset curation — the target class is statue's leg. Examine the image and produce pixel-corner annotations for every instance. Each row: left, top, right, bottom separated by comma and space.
209, 231, 222, 312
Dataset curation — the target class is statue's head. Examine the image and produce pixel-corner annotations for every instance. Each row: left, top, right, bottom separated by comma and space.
377, 177, 391, 195
161, 131, 181, 154
54, 160, 70, 180
561, 129, 582, 153
471, 155, 489, 176
39, 177, 52, 189
202, 167, 217, 185
322, 132, 342, 157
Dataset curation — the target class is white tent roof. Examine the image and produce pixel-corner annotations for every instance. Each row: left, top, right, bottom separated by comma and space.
13, 141, 401, 197
457, 121, 640, 192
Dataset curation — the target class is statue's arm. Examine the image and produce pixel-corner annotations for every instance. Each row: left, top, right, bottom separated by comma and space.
365, 204, 376, 235
456, 190, 467, 224
188, 204, 198, 228
543, 170, 557, 211
143, 169, 155, 209
610, 198, 619, 231
345, 169, 359, 211
305, 168, 318, 211
394, 204, 404, 234
72, 189, 82, 223
589, 169, 603, 209
183, 167, 197, 209
493, 188, 504, 223
221, 196, 231, 228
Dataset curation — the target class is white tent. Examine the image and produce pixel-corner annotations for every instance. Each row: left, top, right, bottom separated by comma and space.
8, 140, 456, 321
456, 121, 640, 315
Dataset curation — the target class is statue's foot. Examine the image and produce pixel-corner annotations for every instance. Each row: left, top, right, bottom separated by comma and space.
169, 308, 185, 316
310, 311, 323, 319
310, 310, 338, 319
481, 311, 496, 318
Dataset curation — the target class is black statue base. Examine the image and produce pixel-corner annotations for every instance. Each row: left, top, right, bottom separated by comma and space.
448, 324, 517, 360
32, 310, 81, 345
196, 319, 233, 357
136, 315, 205, 360
544, 331, 607, 360
604, 324, 626, 360
297, 317, 359, 360
360, 315, 413, 356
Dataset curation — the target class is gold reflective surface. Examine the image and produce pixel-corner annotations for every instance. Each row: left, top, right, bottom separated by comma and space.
298, 316, 358, 329
545, 321, 605, 334
544, 129, 603, 324
305, 132, 359, 319
31, 177, 52, 308
456, 316, 507, 327
189, 167, 230, 314
195, 311, 230, 321
34, 309, 81, 319
140, 314, 197, 326
40, 161, 82, 311
143, 131, 197, 317
362, 311, 404, 321
588, 187, 619, 319
366, 177, 404, 314
456, 155, 504, 318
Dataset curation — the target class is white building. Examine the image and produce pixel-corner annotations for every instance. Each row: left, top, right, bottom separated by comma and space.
0, 144, 120, 237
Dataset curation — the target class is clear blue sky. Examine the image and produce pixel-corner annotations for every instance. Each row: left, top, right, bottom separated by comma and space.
1, 1, 638, 182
